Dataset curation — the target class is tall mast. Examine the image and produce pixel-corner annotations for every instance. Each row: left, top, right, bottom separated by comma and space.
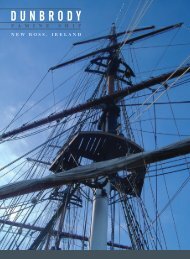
0, 22, 189, 250
89, 23, 119, 250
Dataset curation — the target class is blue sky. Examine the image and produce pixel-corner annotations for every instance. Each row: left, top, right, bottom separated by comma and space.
0, 0, 190, 250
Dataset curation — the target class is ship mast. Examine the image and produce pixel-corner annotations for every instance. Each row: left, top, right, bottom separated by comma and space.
0, 22, 190, 250
89, 23, 119, 250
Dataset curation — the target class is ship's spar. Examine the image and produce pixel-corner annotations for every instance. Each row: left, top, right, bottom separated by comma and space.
0, 136, 190, 200
0, 22, 190, 250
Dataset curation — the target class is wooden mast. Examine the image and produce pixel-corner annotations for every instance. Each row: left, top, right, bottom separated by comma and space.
0, 22, 189, 250
89, 23, 118, 250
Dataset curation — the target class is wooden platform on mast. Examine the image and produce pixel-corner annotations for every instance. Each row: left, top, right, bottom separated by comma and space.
50, 131, 146, 196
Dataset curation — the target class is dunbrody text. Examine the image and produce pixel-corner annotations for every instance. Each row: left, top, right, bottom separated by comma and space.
10, 10, 81, 22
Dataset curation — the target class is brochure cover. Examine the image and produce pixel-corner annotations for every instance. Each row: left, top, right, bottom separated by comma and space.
0, 0, 189, 251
